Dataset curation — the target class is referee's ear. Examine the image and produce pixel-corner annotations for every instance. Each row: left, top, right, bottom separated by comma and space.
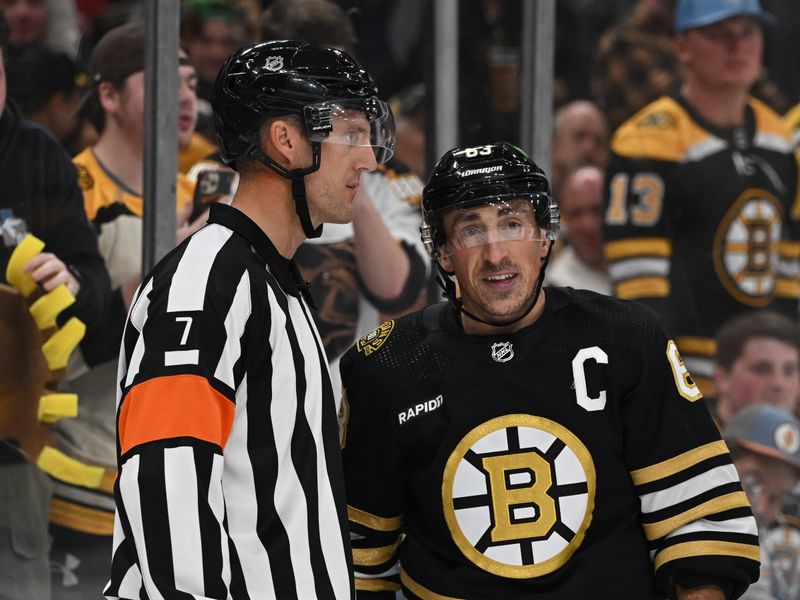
264, 117, 310, 172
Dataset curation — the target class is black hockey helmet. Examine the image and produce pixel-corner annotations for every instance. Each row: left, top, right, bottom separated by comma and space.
421, 142, 558, 257
212, 40, 394, 237
420, 142, 559, 326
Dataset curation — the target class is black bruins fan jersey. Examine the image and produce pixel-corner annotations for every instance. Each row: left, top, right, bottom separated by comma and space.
339, 288, 759, 599
604, 94, 800, 397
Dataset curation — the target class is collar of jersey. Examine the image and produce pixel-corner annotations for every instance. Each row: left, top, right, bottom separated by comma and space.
207, 202, 306, 298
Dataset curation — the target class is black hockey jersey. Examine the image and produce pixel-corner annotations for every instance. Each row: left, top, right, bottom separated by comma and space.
603, 94, 800, 397
339, 288, 760, 599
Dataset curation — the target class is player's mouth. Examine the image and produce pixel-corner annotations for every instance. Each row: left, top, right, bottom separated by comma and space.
483, 272, 517, 290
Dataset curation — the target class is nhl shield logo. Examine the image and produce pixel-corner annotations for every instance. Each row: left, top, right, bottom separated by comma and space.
491, 342, 514, 363
264, 56, 284, 72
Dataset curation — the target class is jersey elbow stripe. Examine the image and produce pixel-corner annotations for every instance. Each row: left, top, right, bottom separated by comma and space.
353, 539, 402, 568
608, 257, 670, 281
119, 374, 235, 455
348, 505, 403, 533
674, 336, 716, 358
615, 276, 670, 299
630, 441, 730, 485
604, 238, 672, 261
639, 464, 740, 514
355, 577, 401, 593
641, 491, 751, 541
664, 515, 758, 540
653, 539, 760, 572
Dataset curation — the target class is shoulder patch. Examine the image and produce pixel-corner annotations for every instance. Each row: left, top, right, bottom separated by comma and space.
612, 97, 707, 163
76, 164, 94, 191
356, 320, 395, 356
636, 110, 677, 130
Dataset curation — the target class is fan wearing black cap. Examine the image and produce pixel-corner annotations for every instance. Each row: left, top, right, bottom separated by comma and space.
105, 41, 393, 599
339, 142, 760, 599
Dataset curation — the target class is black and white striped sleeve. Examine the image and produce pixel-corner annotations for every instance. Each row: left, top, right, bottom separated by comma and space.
107, 226, 254, 599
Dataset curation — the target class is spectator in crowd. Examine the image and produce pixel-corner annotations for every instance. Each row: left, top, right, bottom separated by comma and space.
180, 0, 251, 141
603, 0, 799, 398
550, 99, 608, 197
783, 101, 800, 149
0, 9, 109, 599
0, 0, 79, 57
724, 404, 800, 599
593, 0, 679, 132
593, 0, 787, 133
546, 164, 611, 294
714, 310, 800, 427
390, 82, 426, 181
48, 22, 198, 599
5, 45, 94, 153
262, 0, 429, 400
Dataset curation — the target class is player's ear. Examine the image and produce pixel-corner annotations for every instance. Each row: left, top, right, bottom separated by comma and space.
439, 250, 453, 273
539, 238, 550, 258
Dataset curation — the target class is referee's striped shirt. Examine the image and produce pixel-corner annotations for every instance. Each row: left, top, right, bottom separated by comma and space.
104, 203, 354, 600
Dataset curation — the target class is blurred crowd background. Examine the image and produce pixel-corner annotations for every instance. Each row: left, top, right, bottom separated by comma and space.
3, 0, 800, 598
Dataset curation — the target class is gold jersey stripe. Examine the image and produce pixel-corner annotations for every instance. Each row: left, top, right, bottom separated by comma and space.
776, 278, 800, 298
776, 240, 800, 258
50, 498, 115, 536
630, 440, 729, 485
642, 492, 751, 541
654, 539, 760, 572
355, 578, 401, 592
348, 505, 403, 532
605, 238, 672, 261
353, 538, 402, 567
401, 569, 461, 600
675, 337, 717, 357
694, 377, 716, 400
616, 277, 670, 300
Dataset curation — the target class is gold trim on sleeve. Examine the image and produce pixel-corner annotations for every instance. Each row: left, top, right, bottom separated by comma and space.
654, 540, 760, 571
630, 440, 729, 485
355, 578, 401, 592
348, 505, 403, 532
605, 238, 672, 261
642, 491, 751, 541
353, 538, 402, 567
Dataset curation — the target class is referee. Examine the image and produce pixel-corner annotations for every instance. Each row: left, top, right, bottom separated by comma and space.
104, 41, 395, 599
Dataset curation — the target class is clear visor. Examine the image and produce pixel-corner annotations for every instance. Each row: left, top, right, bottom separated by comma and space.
305, 98, 396, 164
435, 197, 549, 258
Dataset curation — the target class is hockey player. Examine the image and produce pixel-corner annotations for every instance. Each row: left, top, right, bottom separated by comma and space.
340, 142, 760, 599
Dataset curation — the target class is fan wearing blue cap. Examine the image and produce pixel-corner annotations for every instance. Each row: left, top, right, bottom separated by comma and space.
725, 404, 800, 598
604, 0, 799, 399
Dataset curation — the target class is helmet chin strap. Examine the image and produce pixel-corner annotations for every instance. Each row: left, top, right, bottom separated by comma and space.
436, 241, 554, 330
247, 141, 323, 239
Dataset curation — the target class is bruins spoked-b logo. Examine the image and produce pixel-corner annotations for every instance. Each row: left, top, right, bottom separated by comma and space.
442, 415, 595, 579
714, 189, 783, 306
